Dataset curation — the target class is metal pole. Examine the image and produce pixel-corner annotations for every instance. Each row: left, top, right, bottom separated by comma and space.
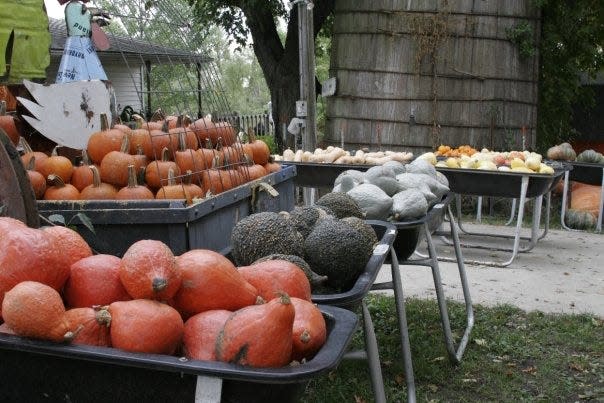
295, 0, 316, 151
305, 2, 317, 150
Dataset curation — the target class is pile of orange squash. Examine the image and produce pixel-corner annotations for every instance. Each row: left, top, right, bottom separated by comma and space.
18, 112, 279, 202
435, 144, 478, 158
0, 217, 327, 368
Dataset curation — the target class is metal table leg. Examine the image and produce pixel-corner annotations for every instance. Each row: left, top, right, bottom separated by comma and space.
343, 302, 387, 403
361, 299, 387, 403
597, 170, 604, 233
560, 171, 578, 231
505, 198, 517, 226
422, 216, 474, 363
398, 209, 475, 364
446, 176, 545, 266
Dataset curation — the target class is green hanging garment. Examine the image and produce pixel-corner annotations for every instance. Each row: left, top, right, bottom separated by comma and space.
0, 0, 51, 84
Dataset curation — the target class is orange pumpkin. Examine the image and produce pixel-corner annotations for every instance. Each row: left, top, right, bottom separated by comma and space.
87, 113, 127, 165
175, 132, 206, 184
63, 254, 131, 308
190, 116, 236, 147
571, 184, 601, 217
249, 136, 270, 166
25, 156, 46, 199
197, 139, 220, 170
19, 137, 48, 172
0, 220, 69, 317
119, 239, 181, 301
0, 100, 20, 146
71, 150, 95, 192
62, 306, 112, 347
172, 249, 258, 317
129, 116, 152, 156
80, 165, 118, 200
237, 260, 312, 302
155, 168, 190, 200
38, 146, 74, 185
1, 281, 69, 342
43, 174, 80, 200
168, 115, 198, 151
145, 121, 172, 161
215, 293, 294, 367
263, 157, 281, 174
238, 157, 267, 182
115, 164, 155, 200
290, 297, 327, 361
145, 147, 180, 191
180, 170, 204, 199
182, 309, 232, 361
109, 299, 184, 355
100, 135, 137, 188
41, 225, 93, 267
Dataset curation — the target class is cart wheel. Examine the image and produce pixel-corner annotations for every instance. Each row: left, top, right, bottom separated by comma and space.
0, 128, 40, 227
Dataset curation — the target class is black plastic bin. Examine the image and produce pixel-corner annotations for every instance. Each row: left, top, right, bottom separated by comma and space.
436, 165, 568, 198
388, 192, 454, 262
282, 162, 373, 188
36, 166, 296, 257
311, 220, 397, 309
569, 161, 603, 186
0, 304, 357, 403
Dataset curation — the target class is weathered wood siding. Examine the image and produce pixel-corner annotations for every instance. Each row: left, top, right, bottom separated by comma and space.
326, 0, 540, 153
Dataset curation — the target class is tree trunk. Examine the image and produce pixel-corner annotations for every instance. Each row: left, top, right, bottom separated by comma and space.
243, 1, 334, 153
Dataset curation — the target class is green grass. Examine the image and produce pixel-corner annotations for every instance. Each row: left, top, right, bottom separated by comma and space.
302, 295, 604, 402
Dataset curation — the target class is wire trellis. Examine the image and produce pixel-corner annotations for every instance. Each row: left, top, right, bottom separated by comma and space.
95, 0, 234, 123
71, 0, 267, 200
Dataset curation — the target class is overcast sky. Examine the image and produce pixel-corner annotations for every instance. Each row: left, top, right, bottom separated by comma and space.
45, 0, 65, 19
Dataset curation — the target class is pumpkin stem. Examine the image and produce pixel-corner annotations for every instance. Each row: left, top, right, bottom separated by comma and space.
184, 170, 193, 185
81, 149, 90, 165
132, 114, 144, 130
161, 120, 169, 133
47, 174, 66, 188
151, 108, 165, 122
27, 155, 36, 171
119, 133, 130, 153
19, 136, 34, 153
0, 100, 6, 115
63, 324, 85, 342
161, 147, 170, 162
178, 131, 187, 152
126, 164, 138, 188
299, 329, 311, 344
255, 296, 266, 305
100, 113, 109, 132
94, 307, 112, 327
51, 145, 60, 157
152, 277, 168, 292
276, 292, 291, 305
89, 165, 102, 188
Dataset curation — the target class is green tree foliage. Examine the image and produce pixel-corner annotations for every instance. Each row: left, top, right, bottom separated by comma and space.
188, 0, 335, 151
535, 0, 604, 150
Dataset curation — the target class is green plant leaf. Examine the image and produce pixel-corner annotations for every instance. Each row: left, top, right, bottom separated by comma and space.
72, 213, 95, 234
47, 214, 66, 225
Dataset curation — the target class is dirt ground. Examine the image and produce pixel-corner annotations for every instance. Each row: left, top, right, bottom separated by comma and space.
374, 222, 604, 317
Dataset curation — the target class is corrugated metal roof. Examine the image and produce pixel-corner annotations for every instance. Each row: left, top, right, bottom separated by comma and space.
49, 18, 212, 65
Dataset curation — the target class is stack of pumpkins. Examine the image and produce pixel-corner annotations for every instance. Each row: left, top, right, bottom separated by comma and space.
19, 113, 279, 202
0, 217, 327, 368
